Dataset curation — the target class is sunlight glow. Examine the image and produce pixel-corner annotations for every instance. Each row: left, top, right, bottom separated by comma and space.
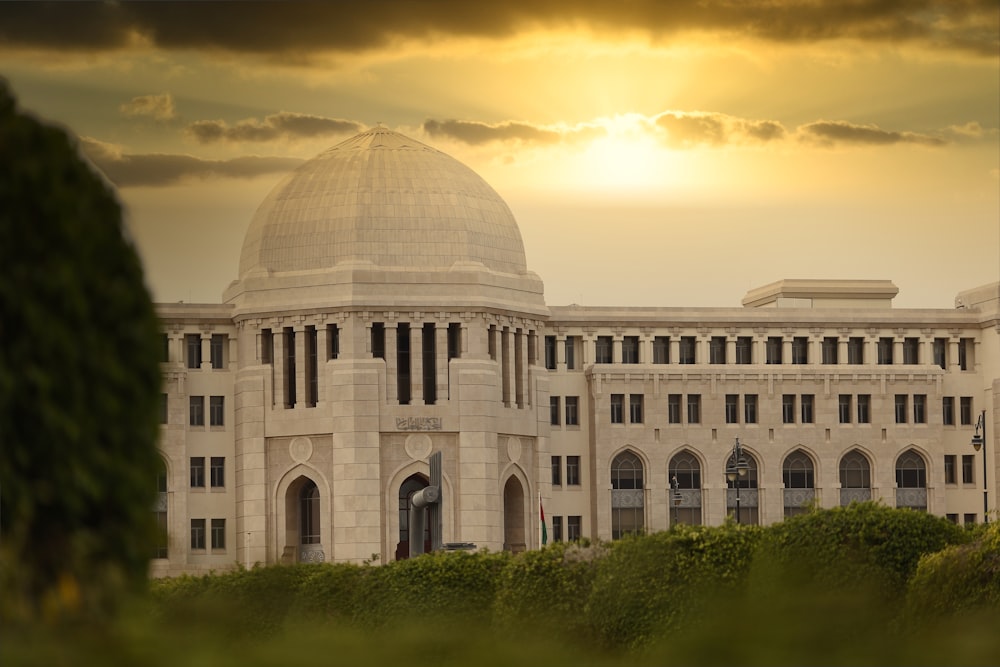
573, 115, 678, 192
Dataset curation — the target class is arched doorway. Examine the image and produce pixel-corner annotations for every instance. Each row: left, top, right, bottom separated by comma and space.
284, 476, 324, 563
895, 449, 928, 510
611, 450, 645, 538
396, 473, 430, 560
782, 449, 816, 517
668, 450, 702, 526
839, 449, 872, 505
503, 476, 526, 553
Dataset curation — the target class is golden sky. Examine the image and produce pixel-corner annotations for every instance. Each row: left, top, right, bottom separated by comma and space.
2, 1, 998, 307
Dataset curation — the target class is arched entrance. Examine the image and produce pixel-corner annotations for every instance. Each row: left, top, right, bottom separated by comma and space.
396, 473, 430, 560
503, 476, 526, 553
611, 450, 645, 538
284, 476, 324, 562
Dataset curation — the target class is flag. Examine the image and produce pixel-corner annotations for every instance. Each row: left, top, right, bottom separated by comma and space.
539, 495, 548, 547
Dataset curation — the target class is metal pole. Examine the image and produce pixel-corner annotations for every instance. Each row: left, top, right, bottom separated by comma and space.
982, 411, 989, 523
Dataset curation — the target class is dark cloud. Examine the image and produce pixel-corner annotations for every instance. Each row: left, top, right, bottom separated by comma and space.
422, 119, 603, 146
654, 112, 787, 147
0, 1, 994, 58
186, 113, 362, 144
799, 121, 946, 146
80, 138, 303, 187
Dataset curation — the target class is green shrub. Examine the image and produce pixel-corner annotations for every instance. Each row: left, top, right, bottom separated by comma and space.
0, 80, 163, 621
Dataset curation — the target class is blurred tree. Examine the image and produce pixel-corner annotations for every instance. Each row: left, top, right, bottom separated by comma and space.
0, 79, 162, 620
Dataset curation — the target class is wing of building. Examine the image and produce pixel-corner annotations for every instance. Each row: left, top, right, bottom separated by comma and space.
152, 126, 1000, 574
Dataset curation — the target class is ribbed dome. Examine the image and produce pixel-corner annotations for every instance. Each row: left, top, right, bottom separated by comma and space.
238, 126, 528, 277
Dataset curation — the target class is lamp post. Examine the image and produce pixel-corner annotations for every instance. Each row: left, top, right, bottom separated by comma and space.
725, 437, 750, 524
670, 474, 682, 527
971, 411, 988, 523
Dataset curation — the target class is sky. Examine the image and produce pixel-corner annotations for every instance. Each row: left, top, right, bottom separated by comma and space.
2, 1, 998, 309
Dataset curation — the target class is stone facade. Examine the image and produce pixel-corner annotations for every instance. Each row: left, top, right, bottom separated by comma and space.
149, 128, 1000, 576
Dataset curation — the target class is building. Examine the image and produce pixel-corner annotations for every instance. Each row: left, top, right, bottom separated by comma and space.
152, 126, 1000, 575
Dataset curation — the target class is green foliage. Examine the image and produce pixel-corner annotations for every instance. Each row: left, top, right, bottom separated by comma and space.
905, 520, 1000, 623
0, 81, 163, 620
493, 541, 604, 640
586, 523, 762, 649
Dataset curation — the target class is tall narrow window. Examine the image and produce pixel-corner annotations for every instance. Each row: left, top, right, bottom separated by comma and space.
397, 323, 411, 405
744, 394, 758, 424
566, 456, 581, 485
653, 336, 670, 364
960, 397, 973, 424
848, 337, 864, 364
186, 334, 202, 369
551, 456, 562, 486
622, 336, 639, 364
877, 337, 894, 365
610, 394, 624, 424
903, 337, 920, 364
210, 457, 225, 488
160, 393, 168, 425
514, 329, 524, 408
933, 337, 947, 369
423, 323, 437, 405
284, 328, 296, 408
962, 454, 975, 484
189, 396, 205, 426
190, 457, 205, 488
766, 337, 783, 365
942, 396, 955, 425
209, 395, 224, 426
839, 395, 852, 424
595, 336, 613, 364
687, 394, 701, 424
565, 337, 577, 370
668, 394, 682, 424
327, 324, 340, 360
791, 337, 808, 364
709, 336, 726, 364
857, 394, 871, 424
629, 394, 644, 424
371, 322, 385, 359
735, 337, 752, 364
211, 518, 226, 550
210, 334, 226, 369
822, 337, 838, 364
800, 394, 814, 424
488, 325, 497, 360
190, 519, 206, 550
261, 328, 273, 364
895, 394, 908, 423
160, 333, 170, 363
679, 336, 696, 364
306, 326, 318, 407
550, 396, 561, 426
959, 338, 971, 370
565, 396, 580, 426
725, 394, 739, 424
567, 516, 582, 541
544, 335, 556, 370
611, 451, 644, 539
944, 455, 956, 484
552, 516, 563, 542
301, 480, 321, 545
913, 394, 926, 424
447, 323, 461, 360
782, 394, 796, 424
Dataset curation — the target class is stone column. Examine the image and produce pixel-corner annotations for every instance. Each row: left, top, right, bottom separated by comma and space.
412, 321, 425, 406
726, 337, 736, 364
612, 337, 622, 364
893, 338, 903, 365
316, 324, 328, 405
294, 325, 307, 409
669, 337, 680, 365
436, 322, 449, 404
838, 338, 848, 365
200, 334, 211, 369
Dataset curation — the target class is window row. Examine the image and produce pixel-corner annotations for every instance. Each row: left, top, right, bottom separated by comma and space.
190, 518, 226, 550
606, 393, 973, 426
190, 456, 226, 489
549, 515, 582, 542
162, 333, 230, 370
549, 396, 581, 426
544, 334, 974, 369
946, 514, 979, 526
551, 455, 582, 486
183, 395, 225, 426
943, 454, 978, 485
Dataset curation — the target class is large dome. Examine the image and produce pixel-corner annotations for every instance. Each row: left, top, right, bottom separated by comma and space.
238, 126, 528, 278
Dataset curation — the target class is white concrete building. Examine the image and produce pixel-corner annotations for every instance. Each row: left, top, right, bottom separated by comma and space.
152, 127, 1000, 575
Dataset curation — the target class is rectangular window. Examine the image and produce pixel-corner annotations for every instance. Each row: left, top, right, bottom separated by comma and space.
622, 336, 639, 364
944, 455, 956, 484
551, 456, 562, 486
284, 327, 296, 408
959, 338, 971, 370
943, 397, 955, 425
566, 456, 580, 486
209, 395, 224, 426
800, 394, 814, 424
903, 337, 920, 364
306, 326, 318, 407
595, 336, 613, 364
725, 394, 739, 424
848, 337, 864, 365
933, 337, 947, 369
544, 336, 556, 369
913, 394, 926, 424
822, 337, 838, 364
328, 323, 340, 360
190, 519, 206, 550
960, 397, 973, 425
766, 337, 783, 365
668, 395, 682, 424
610, 394, 624, 424
565, 396, 580, 426
189, 396, 205, 426
396, 323, 410, 405
857, 394, 871, 424
488, 325, 497, 360
735, 337, 752, 364
791, 337, 808, 365
550, 396, 561, 426
629, 394, 644, 423
744, 394, 758, 424
895, 395, 908, 424
211, 518, 226, 550
190, 457, 205, 488
551, 516, 563, 542
782, 394, 796, 424
565, 336, 577, 370
653, 336, 670, 364
160, 333, 170, 363
962, 454, 975, 484
946, 513, 959, 524
371, 322, 385, 359
261, 328, 273, 364
877, 337, 894, 365
210, 457, 225, 488
687, 394, 701, 424
210, 334, 226, 369
567, 515, 581, 541
709, 336, 726, 364
423, 323, 437, 405
185, 334, 202, 369
160, 393, 168, 425
679, 336, 696, 364
964, 513, 977, 526
839, 395, 852, 424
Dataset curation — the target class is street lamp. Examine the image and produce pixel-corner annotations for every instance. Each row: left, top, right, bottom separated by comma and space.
670, 475, 682, 527
726, 438, 750, 524
971, 411, 988, 523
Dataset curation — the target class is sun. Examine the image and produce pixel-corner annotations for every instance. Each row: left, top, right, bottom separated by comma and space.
572, 115, 678, 193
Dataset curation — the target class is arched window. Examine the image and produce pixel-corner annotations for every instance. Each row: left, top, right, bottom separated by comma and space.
397, 474, 429, 560
839, 449, 872, 505
726, 453, 759, 525
782, 449, 816, 518
668, 451, 702, 526
611, 451, 644, 539
300, 480, 320, 545
895, 449, 928, 510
